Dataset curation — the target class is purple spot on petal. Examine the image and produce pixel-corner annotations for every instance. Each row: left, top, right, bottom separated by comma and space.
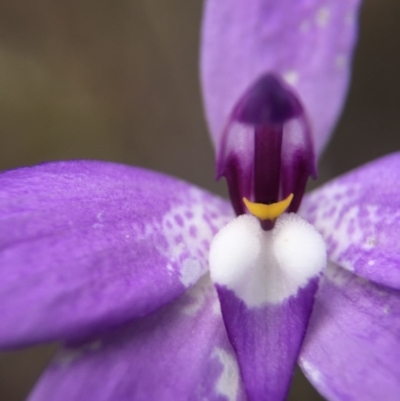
203, 213, 219, 235
174, 215, 184, 227
346, 188, 356, 197
189, 226, 198, 238
185, 211, 194, 219
174, 235, 183, 245
202, 240, 210, 251
178, 251, 191, 264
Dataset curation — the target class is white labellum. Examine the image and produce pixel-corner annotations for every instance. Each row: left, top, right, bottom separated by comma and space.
209, 213, 326, 307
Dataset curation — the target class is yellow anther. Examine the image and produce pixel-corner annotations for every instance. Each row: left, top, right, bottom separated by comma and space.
243, 193, 294, 221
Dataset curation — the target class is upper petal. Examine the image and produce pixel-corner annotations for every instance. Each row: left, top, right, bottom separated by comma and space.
300, 262, 400, 401
0, 161, 233, 348
300, 152, 400, 290
27, 277, 247, 401
201, 0, 361, 156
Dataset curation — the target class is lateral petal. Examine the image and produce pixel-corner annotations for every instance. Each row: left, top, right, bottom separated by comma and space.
0, 161, 233, 348
301, 152, 400, 290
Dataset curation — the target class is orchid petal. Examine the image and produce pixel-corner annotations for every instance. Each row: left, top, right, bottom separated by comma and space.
0, 161, 233, 348
201, 0, 362, 156
301, 152, 400, 290
300, 262, 400, 401
27, 277, 247, 401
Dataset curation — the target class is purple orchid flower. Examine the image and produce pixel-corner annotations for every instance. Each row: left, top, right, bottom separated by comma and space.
0, 1, 399, 401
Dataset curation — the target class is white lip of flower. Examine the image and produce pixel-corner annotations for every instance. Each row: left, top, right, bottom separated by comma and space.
209, 213, 327, 307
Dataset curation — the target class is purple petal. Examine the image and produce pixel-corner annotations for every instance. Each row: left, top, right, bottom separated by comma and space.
0, 161, 233, 348
300, 263, 400, 401
216, 281, 318, 401
201, 0, 361, 156
28, 278, 247, 401
300, 152, 400, 290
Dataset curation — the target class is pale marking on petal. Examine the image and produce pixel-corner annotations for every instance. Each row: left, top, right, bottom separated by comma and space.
159, 189, 232, 287
365, 205, 381, 225
302, 181, 400, 275
180, 275, 210, 316
300, 358, 323, 384
302, 183, 362, 271
333, 206, 363, 257
213, 348, 240, 401
324, 262, 350, 287
315, 7, 330, 27
130, 223, 155, 244
283, 70, 299, 85
179, 259, 203, 287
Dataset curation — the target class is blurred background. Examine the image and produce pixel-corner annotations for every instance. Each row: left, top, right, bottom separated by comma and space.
0, 0, 399, 400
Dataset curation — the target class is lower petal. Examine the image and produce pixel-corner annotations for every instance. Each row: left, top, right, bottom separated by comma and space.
300, 262, 400, 401
27, 277, 246, 401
